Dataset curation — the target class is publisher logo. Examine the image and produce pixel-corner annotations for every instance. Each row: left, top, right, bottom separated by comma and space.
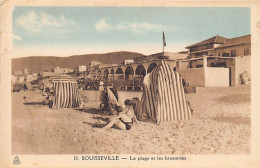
13, 156, 21, 165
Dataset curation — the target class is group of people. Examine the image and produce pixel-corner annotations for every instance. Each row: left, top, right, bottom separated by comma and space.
23, 80, 140, 131
23, 86, 54, 108
98, 81, 140, 131
99, 99, 139, 131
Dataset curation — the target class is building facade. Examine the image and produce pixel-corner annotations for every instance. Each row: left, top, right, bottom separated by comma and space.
124, 59, 134, 65
14, 71, 23, 76
186, 35, 228, 58
53, 67, 63, 74
90, 61, 102, 68
179, 34, 251, 86
23, 68, 29, 75
214, 35, 251, 57
78, 65, 87, 72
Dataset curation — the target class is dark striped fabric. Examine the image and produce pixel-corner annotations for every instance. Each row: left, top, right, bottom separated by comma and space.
137, 60, 193, 123
51, 76, 81, 109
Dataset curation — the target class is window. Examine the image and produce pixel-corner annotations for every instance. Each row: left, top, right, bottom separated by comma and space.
231, 50, 236, 57
195, 53, 202, 57
244, 48, 251, 55
222, 53, 229, 57
210, 62, 216, 67
196, 64, 203, 68
215, 62, 226, 67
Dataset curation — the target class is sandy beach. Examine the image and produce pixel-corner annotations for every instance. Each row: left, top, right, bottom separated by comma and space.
12, 84, 250, 154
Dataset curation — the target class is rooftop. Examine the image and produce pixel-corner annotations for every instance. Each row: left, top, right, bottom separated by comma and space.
163, 52, 188, 60
186, 35, 228, 48
216, 34, 251, 48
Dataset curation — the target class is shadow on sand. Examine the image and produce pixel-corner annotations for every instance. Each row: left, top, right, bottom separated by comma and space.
82, 122, 106, 128
78, 108, 112, 128
76, 108, 102, 114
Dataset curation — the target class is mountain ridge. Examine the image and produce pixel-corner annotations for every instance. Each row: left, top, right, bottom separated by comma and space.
12, 51, 146, 74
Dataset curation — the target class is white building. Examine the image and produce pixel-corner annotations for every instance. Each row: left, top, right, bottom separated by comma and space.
32, 73, 38, 77
124, 59, 134, 65
26, 75, 34, 83
12, 75, 18, 84
78, 65, 87, 72
14, 71, 23, 76
18, 76, 25, 84
99, 64, 111, 69
53, 67, 63, 74
90, 61, 101, 68
41, 71, 54, 77
62, 68, 74, 74
24, 68, 29, 75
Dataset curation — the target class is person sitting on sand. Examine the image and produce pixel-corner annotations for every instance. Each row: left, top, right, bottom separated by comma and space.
132, 97, 140, 116
78, 96, 88, 109
99, 99, 138, 131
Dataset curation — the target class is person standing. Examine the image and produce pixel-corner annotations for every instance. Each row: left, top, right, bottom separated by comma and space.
23, 83, 28, 92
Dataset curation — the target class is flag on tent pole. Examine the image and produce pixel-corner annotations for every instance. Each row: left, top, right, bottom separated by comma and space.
163, 31, 166, 47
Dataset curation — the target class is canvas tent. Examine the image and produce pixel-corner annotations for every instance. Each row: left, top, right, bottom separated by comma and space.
50, 75, 81, 109
137, 60, 193, 123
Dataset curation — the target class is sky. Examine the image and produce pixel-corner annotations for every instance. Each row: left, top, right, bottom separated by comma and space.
12, 7, 250, 58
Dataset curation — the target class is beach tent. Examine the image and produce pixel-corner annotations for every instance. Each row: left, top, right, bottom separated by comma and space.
137, 60, 193, 123
50, 75, 81, 109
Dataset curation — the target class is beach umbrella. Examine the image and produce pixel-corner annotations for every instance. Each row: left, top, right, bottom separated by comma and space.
107, 88, 119, 106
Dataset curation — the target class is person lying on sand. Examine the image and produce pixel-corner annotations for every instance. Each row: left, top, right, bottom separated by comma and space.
99, 99, 138, 131
23, 96, 44, 104
23, 93, 54, 106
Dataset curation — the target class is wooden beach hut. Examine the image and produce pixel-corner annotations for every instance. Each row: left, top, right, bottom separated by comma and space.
50, 75, 81, 109
137, 60, 193, 123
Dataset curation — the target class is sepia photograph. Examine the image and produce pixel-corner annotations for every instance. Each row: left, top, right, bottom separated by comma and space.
11, 6, 251, 154
1, 1, 260, 167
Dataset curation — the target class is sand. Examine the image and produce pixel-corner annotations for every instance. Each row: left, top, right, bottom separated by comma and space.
12, 84, 250, 154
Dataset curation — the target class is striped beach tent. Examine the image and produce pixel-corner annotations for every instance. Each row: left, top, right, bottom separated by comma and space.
137, 60, 193, 124
50, 75, 81, 109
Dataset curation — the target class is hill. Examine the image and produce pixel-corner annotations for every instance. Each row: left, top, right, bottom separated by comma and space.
11, 51, 146, 74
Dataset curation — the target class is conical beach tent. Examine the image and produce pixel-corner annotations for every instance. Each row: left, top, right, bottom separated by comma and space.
137, 60, 193, 123
50, 75, 81, 109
